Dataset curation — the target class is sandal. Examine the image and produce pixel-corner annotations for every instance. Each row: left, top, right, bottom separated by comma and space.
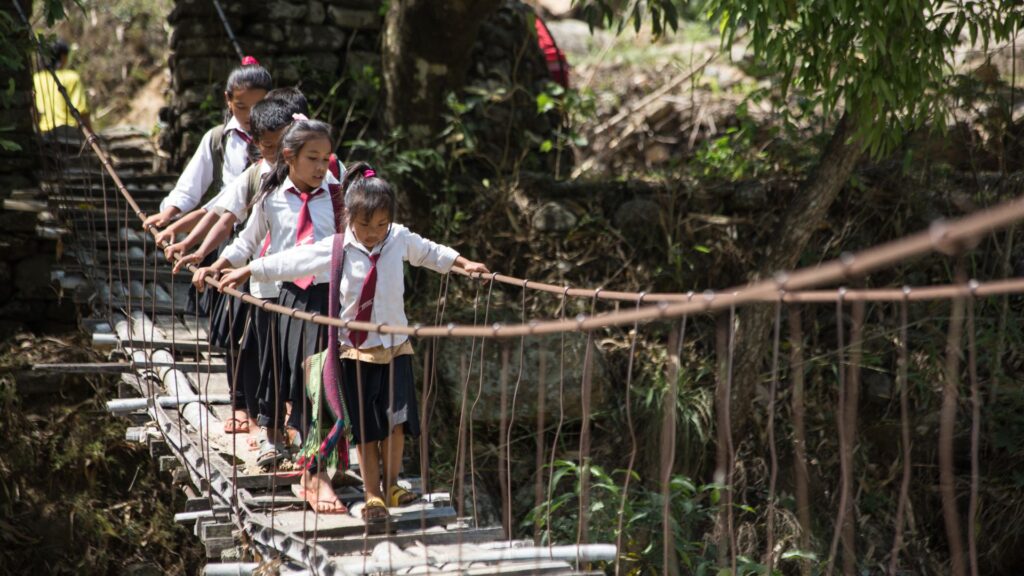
223, 416, 250, 434
296, 486, 348, 514
255, 437, 286, 468
361, 496, 390, 523
388, 484, 422, 507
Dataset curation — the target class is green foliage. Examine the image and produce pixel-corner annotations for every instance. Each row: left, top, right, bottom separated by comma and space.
693, 125, 766, 181
703, 0, 1023, 157
574, 0, 687, 36
528, 459, 721, 574
535, 81, 594, 158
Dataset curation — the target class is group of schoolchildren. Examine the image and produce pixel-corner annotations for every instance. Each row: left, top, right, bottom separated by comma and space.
146, 60, 489, 520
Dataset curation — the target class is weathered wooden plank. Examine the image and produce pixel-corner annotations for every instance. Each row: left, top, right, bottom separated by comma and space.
317, 525, 504, 556
270, 505, 458, 538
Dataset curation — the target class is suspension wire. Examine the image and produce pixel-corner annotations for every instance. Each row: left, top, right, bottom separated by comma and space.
422, 273, 451, 517
467, 274, 499, 529
544, 287, 571, 547
966, 283, 981, 576
533, 343, 548, 545
451, 282, 483, 530
267, 299, 281, 550
661, 310, 687, 576
614, 293, 645, 576
888, 290, 912, 575
503, 279, 530, 542
788, 305, 812, 576
845, 298, 865, 575
825, 289, 850, 576
498, 345, 511, 538
209, 0, 245, 62
575, 292, 600, 567
939, 263, 967, 576
764, 295, 783, 575
725, 303, 738, 576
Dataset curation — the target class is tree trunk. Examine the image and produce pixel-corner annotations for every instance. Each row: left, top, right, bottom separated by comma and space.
382, 0, 501, 143
730, 111, 864, 436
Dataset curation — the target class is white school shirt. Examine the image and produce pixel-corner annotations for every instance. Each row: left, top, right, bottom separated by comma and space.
220, 176, 338, 287
203, 160, 278, 298
208, 160, 343, 222
207, 159, 273, 222
160, 116, 251, 213
249, 224, 459, 349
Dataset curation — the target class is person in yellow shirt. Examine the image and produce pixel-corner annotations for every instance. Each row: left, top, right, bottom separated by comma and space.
32, 39, 91, 134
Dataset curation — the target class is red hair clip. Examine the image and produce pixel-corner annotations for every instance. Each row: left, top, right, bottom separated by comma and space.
364, 169, 375, 178
241, 55, 260, 66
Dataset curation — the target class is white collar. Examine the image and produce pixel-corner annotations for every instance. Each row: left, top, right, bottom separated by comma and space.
225, 115, 247, 135
281, 175, 330, 196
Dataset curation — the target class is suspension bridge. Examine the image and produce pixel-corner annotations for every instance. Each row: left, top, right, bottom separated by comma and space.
8, 2, 1024, 575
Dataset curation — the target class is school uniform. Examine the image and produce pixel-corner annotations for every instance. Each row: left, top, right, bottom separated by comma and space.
205, 161, 275, 421
163, 117, 252, 317
250, 223, 459, 444
222, 175, 341, 435
160, 116, 251, 214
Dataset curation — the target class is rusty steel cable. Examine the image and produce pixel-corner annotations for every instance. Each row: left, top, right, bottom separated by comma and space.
825, 291, 850, 576
210, 0, 245, 62
15, 0, 1024, 344
503, 280, 530, 541
966, 288, 981, 576
888, 293, 912, 576
575, 293, 599, 564
939, 266, 968, 576
613, 294, 643, 576
764, 297, 782, 576
660, 313, 686, 576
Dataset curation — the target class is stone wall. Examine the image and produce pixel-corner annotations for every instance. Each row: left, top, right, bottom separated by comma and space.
163, 0, 555, 171
0, 3, 69, 331
0, 1, 39, 192
163, 0, 385, 165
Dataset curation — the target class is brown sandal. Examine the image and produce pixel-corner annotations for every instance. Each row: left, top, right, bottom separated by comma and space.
223, 417, 250, 434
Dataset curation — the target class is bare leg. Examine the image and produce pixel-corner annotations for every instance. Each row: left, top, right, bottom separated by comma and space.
358, 441, 384, 501
381, 425, 404, 491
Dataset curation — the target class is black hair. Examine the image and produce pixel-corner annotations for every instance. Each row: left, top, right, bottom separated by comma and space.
222, 64, 272, 124
48, 39, 69, 69
265, 86, 308, 116
342, 161, 396, 223
249, 97, 292, 138
252, 118, 333, 207
225, 64, 273, 96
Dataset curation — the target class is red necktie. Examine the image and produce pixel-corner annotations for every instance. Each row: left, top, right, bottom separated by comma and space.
288, 186, 323, 289
348, 252, 380, 348
232, 128, 252, 145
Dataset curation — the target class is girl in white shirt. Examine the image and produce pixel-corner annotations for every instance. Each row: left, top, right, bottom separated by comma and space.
220, 163, 489, 520
196, 117, 344, 479
146, 62, 272, 230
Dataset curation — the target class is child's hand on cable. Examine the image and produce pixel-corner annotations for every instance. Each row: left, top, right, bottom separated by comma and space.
461, 259, 490, 278
173, 251, 203, 274
164, 241, 187, 263
218, 266, 252, 292
154, 228, 176, 248
144, 207, 178, 230
192, 266, 219, 292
